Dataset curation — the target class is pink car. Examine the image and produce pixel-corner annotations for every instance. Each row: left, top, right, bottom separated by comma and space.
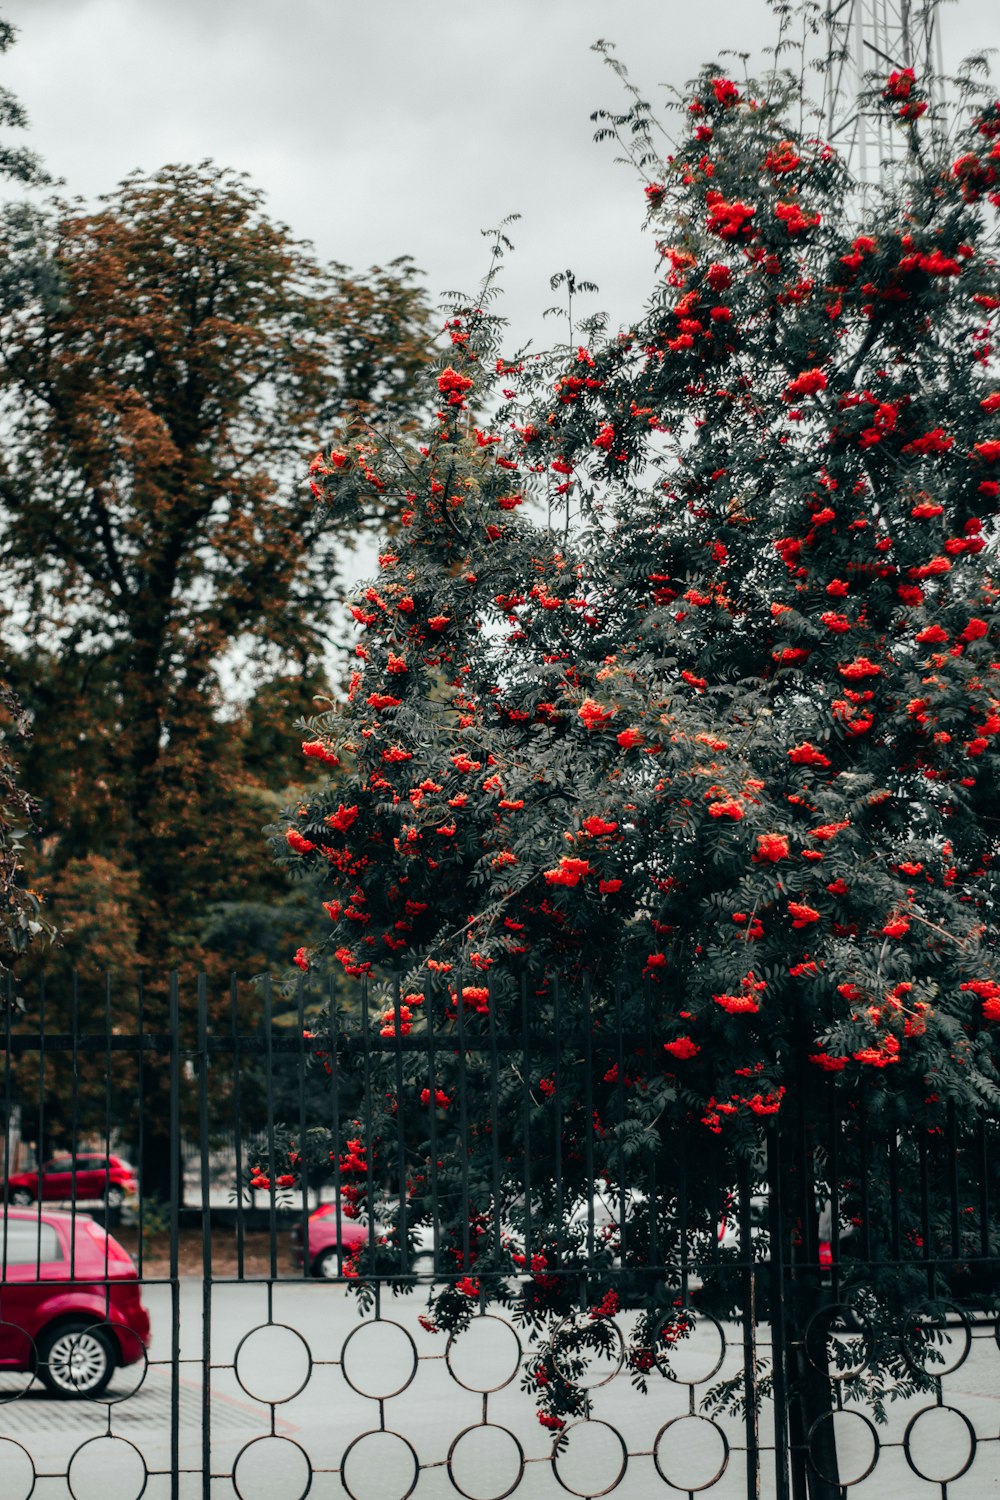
5, 1152, 138, 1209
291, 1202, 435, 1280
0, 1208, 151, 1397
291, 1203, 373, 1278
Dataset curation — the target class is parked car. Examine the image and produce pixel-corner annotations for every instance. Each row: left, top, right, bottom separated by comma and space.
291, 1202, 435, 1280
0, 1208, 151, 1397
5, 1152, 138, 1209
717, 1190, 853, 1268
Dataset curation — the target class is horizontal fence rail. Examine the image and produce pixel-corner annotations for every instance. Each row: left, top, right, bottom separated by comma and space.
0, 972, 998, 1500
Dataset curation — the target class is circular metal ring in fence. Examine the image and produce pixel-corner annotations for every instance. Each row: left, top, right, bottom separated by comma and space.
0, 1437, 36, 1500
903, 1403, 976, 1484
900, 1302, 971, 1377
232, 1435, 312, 1500
0, 1324, 36, 1402
655, 1311, 726, 1386
341, 1430, 419, 1500
447, 1423, 525, 1500
446, 1314, 522, 1393
551, 1419, 628, 1497
234, 1323, 312, 1405
807, 1410, 879, 1487
551, 1315, 625, 1391
803, 1303, 872, 1382
341, 1319, 418, 1400
653, 1414, 729, 1493
67, 1435, 147, 1500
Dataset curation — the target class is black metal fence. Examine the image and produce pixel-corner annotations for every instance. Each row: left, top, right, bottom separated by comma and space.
0, 972, 999, 1500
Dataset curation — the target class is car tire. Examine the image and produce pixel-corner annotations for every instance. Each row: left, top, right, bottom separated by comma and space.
411, 1251, 435, 1285
37, 1321, 115, 1399
313, 1247, 346, 1279
10, 1189, 33, 1207
105, 1185, 125, 1209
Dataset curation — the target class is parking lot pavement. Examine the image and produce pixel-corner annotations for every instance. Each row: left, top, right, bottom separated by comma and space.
2, 1281, 1000, 1498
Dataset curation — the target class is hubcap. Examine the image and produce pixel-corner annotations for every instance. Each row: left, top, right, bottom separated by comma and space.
48, 1331, 107, 1392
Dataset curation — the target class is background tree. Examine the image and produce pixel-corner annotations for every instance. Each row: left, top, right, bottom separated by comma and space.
0, 163, 437, 978
0, 677, 54, 983
0, 14, 47, 190
0, 16, 53, 988
276, 25, 1000, 1495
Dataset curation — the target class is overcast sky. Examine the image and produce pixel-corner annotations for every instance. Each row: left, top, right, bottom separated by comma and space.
3, 0, 997, 353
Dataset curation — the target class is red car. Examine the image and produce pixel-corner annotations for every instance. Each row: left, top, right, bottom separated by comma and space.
0, 1208, 150, 1397
5, 1152, 138, 1209
291, 1203, 373, 1278
291, 1202, 435, 1280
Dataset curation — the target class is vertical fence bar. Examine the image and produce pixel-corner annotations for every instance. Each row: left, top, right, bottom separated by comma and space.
455, 966, 472, 1279
919, 1132, 933, 1297
766, 1124, 791, 1500
979, 1118, 991, 1261
736, 1152, 760, 1500
103, 973, 113, 1290
642, 983, 659, 1272
519, 975, 533, 1270
296, 975, 310, 1278
197, 976, 212, 1499
888, 1131, 901, 1264
34, 975, 45, 1279
392, 975, 408, 1277
328, 977, 344, 1276
425, 978, 441, 1279
230, 975, 245, 1280
136, 973, 145, 1281
859, 1084, 871, 1262
582, 977, 595, 1281
359, 977, 379, 1306
169, 973, 181, 1500
614, 986, 627, 1268
552, 976, 564, 1267
2, 973, 12, 1278
827, 1079, 841, 1305
678, 1110, 689, 1309
263, 976, 278, 1283
69, 973, 80, 1279
486, 978, 502, 1278
946, 1099, 961, 1264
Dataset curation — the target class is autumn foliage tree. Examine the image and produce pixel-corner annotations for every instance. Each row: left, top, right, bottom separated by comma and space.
270, 18, 1000, 1478
0, 162, 437, 974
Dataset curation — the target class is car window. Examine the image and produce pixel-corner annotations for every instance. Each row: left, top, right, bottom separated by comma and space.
83, 1220, 133, 1264
44, 1157, 74, 1173
1, 1219, 63, 1264
74, 1156, 108, 1169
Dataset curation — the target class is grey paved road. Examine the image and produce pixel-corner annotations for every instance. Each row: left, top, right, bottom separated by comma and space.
1, 1281, 999, 1499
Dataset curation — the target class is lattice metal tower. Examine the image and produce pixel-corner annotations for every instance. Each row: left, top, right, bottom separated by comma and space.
821, 0, 944, 179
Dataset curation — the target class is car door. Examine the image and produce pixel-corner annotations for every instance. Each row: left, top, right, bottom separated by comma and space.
0, 1217, 66, 1367
39, 1157, 74, 1203
72, 1156, 107, 1201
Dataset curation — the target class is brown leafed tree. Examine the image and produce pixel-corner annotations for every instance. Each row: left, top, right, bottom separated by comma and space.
0, 162, 437, 970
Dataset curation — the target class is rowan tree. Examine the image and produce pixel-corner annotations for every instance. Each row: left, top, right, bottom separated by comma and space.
271, 21, 1000, 1483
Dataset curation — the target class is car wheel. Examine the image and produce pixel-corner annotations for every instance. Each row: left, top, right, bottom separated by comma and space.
38, 1321, 115, 1399
10, 1188, 33, 1207
313, 1247, 346, 1279
412, 1251, 435, 1285
105, 1185, 125, 1209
